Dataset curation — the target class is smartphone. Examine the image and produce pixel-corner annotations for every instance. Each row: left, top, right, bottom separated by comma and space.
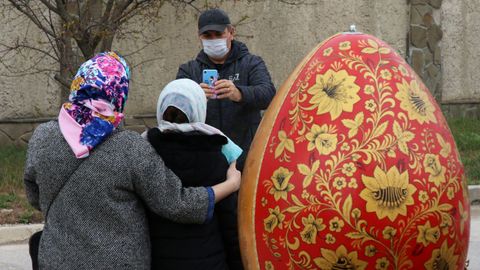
203, 69, 218, 98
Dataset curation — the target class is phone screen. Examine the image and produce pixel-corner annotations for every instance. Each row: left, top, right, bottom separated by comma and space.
203, 69, 218, 87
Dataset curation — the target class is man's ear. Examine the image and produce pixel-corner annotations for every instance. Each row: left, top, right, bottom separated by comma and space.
229, 26, 236, 37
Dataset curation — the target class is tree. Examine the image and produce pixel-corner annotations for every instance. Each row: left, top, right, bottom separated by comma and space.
0, 0, 209, 101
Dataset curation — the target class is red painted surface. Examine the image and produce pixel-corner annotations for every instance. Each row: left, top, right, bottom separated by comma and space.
252, 33, 469, 270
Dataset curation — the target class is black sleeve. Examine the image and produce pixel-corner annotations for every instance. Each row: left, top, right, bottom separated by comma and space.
235, 56, 276, 110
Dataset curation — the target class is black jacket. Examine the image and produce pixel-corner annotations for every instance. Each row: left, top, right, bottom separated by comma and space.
146, 128, 243, 270
176, 40, 276, 170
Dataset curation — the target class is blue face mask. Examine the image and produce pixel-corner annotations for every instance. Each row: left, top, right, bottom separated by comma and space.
222, 137, 243, 164
202, 38, 229, 59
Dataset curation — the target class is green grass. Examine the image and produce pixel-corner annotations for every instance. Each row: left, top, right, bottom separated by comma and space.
0, 145, 43, 224
0, 145, 26, 193
447, 118, 480, 185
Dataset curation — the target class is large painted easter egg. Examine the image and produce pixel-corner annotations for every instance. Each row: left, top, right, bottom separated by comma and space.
239, 32, 470, 270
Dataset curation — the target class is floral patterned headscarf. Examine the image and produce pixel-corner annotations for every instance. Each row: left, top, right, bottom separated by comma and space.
58, 52, 130, 158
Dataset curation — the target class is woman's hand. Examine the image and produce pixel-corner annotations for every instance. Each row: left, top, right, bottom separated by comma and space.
226, 161, 241, 191
212, 161, 242, 203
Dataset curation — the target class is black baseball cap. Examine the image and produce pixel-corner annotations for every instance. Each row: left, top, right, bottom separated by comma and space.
198, 9, 231, 35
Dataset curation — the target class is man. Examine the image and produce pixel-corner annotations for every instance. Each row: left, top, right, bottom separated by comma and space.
176, 8, 276, 172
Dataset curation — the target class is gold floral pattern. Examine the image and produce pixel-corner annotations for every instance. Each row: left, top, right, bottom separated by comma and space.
423, 154, 446, 187
268, 167, 294, 201
360, 166, 417, 221
424, 241, 458, 270
313, 245, 367, 270
306, 69, 361, 120
253, 33, 468, 270
264, 206, 285, 233
396, 78, 437, 124
274, 130, 295, 159
300, 214, 326, 244
375, 257, 390, 270
416, 221, 440, 246
306, 124, 338, 155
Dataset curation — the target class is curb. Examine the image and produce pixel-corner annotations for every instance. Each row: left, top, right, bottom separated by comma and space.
0, 224, 43, 245
469, 185, 480, 205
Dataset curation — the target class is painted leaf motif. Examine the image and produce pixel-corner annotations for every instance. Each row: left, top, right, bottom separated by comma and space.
275, 130, 295, 158
437, 134, 451, 158
343, 195, 353, 218
342, 112, 364, 138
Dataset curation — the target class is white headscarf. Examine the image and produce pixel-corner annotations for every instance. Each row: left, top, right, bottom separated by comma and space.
156, 78, 222, 135
152, 78, 242, 164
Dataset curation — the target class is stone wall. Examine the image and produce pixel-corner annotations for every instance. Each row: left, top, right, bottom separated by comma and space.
408, 0, 443, 100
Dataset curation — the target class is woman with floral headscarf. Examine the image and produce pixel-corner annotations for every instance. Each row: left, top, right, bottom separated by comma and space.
24, 52, 241, 270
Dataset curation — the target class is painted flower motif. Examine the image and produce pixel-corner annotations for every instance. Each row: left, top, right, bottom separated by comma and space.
398, 64, 409, 76
306, 124, 338, 155
360, 166, 417, 221
323, 47, 333, 56
380, 69, 392, 80
341, 142, 350, 151
329, 216, 345, 232
265, 261, 274, 270
447, 187, 455, 200
396, 78, 437, 124
351, 208, 361, 219
80, 117, 114, 148
417, 221, 440, 246
298, 160, 320, 188
274, 130, 295, 158
333, 177, 347, 190
365, 99, 377, 112
325, 233, 336, 244
300, 214, 326, 244
264, 206, 285, 233
364, 85, 375, 95
307, 69, 360, 120
313, 245, 367, 270
419, 190, 429, 203
342, 162, 357, 177
424, 240, 459, 270
423, 154, 446, 187
261, 197, 268, 207
375, 257, 390, 270
440, 213, 453, 235
269, 167, 294, 201
348, 178, 358, 189
382, 226, 397, 240
365, 245, 377, 257
339, 41, 351, 51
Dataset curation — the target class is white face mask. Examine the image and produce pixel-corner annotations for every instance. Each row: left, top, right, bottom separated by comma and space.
202, 38, 229, 59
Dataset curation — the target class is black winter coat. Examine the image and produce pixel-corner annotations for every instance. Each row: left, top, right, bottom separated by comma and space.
176, 40, 276, 171
146, 128, 243, 270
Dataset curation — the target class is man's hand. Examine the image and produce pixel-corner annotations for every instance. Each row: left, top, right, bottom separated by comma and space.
214, 79, 242, 102
199, 82, 216, 99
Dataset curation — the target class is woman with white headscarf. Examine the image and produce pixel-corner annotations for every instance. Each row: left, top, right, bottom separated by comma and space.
145, 78, 243, 270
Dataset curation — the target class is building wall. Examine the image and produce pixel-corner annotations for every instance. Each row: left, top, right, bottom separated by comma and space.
0, 0, 479, 146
